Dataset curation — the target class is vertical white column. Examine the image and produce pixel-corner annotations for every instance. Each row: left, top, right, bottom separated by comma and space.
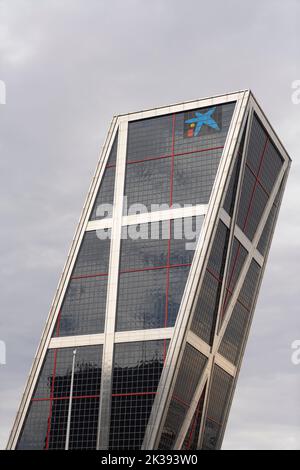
97, 119, 128, 450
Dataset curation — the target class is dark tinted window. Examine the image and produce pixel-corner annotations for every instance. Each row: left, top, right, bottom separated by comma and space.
17, 345, 102, 450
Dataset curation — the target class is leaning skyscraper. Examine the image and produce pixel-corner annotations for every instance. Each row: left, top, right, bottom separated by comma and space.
8, 90, 291, 450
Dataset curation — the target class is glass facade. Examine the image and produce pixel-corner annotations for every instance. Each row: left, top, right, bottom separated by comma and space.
221, 238, 248, 324
257, 179, 285, 256
12, 94, 289, 452
181, 386, 206, 450
17, 345, 102, 450
158, 345, 207, 450
191, 221, 230, 344
90, 133, 118, 221
109, 340, 168, 450
237, 114, 284, 241
53, 230, 111, 337
219, 260, 261, 365
223, 126, 246, 217
116, 218, 202, 331
202, 366, 233, 450
124, 103, 235, 214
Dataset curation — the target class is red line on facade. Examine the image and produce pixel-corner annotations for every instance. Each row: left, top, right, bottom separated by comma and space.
32, 394, 99, 402
236, 297, 250, 313
163, 115, 176, 360
246, 162, 270, 197
207, 267, 223, 284
221, 137, 269, 321
120, 263, 191, 276
207, 264, 230, 319
125, 145, 224, 166
127, 154, 171, 166
71, 272, 108, 280
222, 264, 252, 318
207, 256, 251, 320
207, 259, 248, 319
206, 416, 222, 427
173, 394, 189, 407
223, 287, 250, 312
257, 136, 269, 178
243, 137, 269, 233
206, 266, 250, 313
222, 243, 241, 315
173, 146, 224, 159
227, 247, 240, 291
222, 284, 234, 314
71, 263, 191, 281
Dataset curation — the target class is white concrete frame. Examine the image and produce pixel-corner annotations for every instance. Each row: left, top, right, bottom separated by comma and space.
7, 90, 291, 451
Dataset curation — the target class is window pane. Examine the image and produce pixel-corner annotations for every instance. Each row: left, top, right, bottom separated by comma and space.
110, 340, 167, 450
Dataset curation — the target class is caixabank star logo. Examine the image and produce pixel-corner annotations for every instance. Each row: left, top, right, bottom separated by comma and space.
184, 106, 221, 137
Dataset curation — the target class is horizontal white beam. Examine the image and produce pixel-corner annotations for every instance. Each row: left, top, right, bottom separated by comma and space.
49, 327, 174, 349
86, 205, 208, 232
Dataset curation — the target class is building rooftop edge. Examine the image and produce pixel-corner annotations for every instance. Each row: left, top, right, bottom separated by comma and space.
114, 89, 250, 118
112, 89, 292, 163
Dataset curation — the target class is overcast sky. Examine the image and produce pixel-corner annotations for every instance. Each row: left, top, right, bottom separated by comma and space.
0, 0, 299, 450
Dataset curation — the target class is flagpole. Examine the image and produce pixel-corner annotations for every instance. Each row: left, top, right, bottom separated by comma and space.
65, 349, 77, 450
